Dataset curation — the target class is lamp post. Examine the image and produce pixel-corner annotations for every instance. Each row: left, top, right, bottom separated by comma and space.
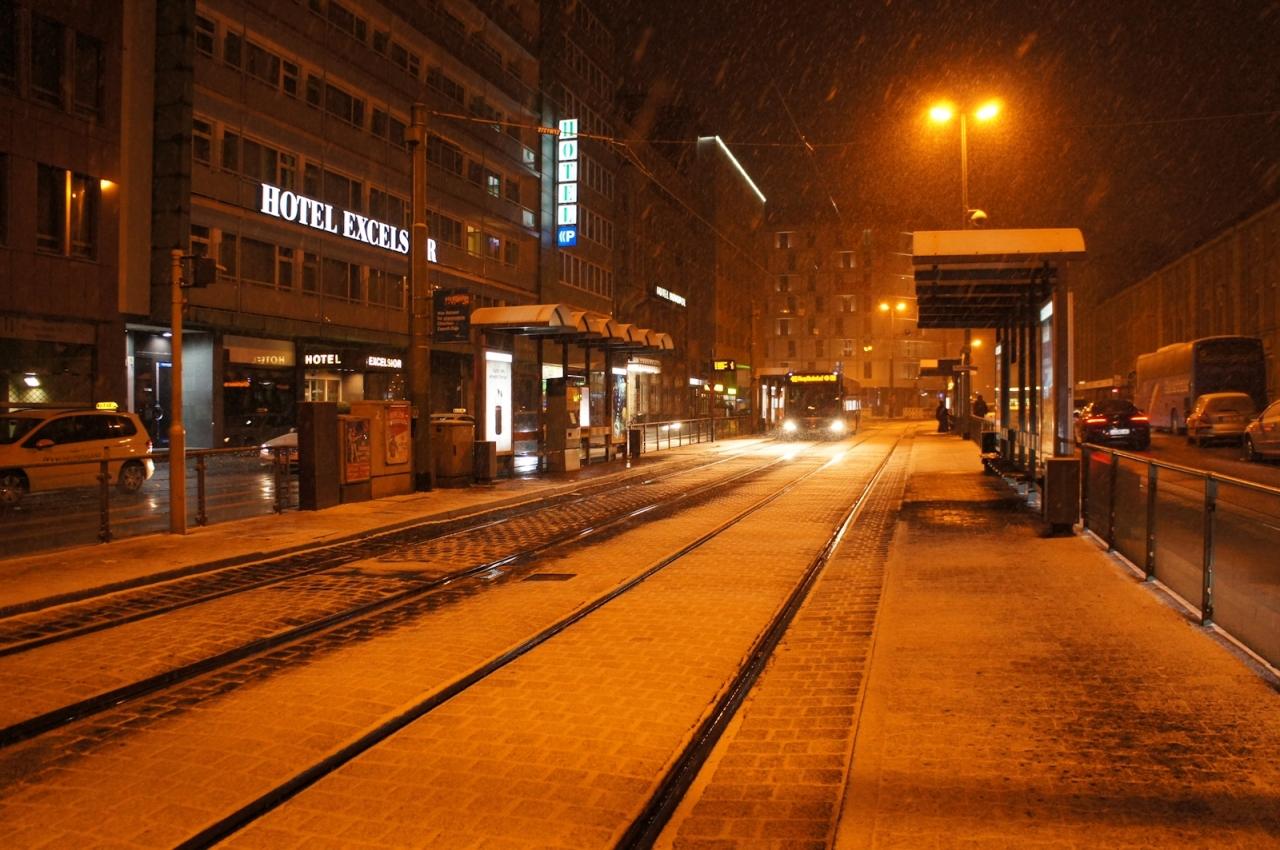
930, 99, 1000, 424
878, 299, 913, 418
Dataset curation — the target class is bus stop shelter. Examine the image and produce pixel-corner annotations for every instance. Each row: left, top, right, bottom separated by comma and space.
911, 228, 1086, 528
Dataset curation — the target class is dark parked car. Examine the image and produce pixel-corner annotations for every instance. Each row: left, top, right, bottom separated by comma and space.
1075, 399, 1151, 450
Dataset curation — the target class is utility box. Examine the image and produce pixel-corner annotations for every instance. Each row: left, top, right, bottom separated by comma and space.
628, 427, 643, 459
431, 412, 475, 487
298, 402, 339, 510
349, 400, 413, 499
1043, 457, 1080, 533
473, 440, 497, 483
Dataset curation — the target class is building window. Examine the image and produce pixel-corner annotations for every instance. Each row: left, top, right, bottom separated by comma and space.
195, 15, 215, 55
787, 340, 797, 357
0, 153, 7, 245
863, 361, 872, 380
223, 29, 242, 68
218, 232, 238, 279
241, 237, 276, 286
775, 231, 792, 249
190, 224, 210, 258
815, 339, 825, 358
36, 164, 97, 258
68, 172, 97, 258
774, 318, 792, 337
485, 171, 501, 198
73, 32, 103, 118
302, 252, 318, 293
30, 15, 65, 107
0, 1, 16, 90
484, 233, 501, 260
221, 130, 240, 172
193, 119, 212, 164
841, 295, 856, 313
279, 153, 296, 190
504, 240, 519, 268
776, 275, 791, 293
245, 40, 280, 87
282, 61, 300, 97
427, 135, 464, 176
784, 296, 796, 313
838, 251, 855, 269
277, 246, 295, 290
322, 257, 361, 301
324, 81, 364, 128
842, 339, 855, 357
465, 224, 481, 256
305, 74, 322, 108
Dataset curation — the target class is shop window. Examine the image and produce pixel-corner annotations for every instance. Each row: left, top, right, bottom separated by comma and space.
193, 118, 212, 164
73, 32, 103, 119
306, 378, 341, 402
30, 15, 64, 107
195, 15, 215, 56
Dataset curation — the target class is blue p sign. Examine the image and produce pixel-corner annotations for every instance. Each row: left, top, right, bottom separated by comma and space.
557, 226, 578, 248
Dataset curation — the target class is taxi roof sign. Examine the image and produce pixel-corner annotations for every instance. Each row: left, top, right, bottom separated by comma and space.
95, 401, 119, 410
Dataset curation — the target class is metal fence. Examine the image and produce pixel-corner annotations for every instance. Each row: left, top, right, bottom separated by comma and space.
1081, 444, 1280, 670
0, 446, 296, 557
632, 415, 753, 452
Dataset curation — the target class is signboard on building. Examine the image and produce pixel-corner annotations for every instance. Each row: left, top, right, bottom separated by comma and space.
225, 335, 295, 367
713, 359, 736, 371
257, 183, 437, 261
433, 289, 472, 343
556, 118, 579, 248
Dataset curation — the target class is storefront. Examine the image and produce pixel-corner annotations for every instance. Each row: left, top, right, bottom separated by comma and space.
223, 335, 296, 447
299, 344, 407, 404
2, 314, 99, 407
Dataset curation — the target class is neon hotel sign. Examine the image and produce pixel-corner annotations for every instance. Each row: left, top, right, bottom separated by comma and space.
258, 183, 436, 261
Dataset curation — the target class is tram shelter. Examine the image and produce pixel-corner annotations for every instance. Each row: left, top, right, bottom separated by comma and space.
469, 304, 673, 466
911, 228, 1086, 528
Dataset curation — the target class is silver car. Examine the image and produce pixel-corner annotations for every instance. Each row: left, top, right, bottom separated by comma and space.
1243, 400, 1280, 461
1186, 392, 1256, 447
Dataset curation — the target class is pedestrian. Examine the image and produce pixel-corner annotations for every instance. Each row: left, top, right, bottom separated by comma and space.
973, 393, 989, 419
935, 399, 950, 432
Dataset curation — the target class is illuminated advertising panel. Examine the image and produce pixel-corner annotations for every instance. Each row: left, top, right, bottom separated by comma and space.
485, 351, 513, 453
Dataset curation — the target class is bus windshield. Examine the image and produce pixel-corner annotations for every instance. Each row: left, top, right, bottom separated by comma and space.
787, 382, 840, 416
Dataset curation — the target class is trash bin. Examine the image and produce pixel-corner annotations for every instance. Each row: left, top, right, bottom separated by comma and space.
627, 427, 643, 458
431, 413, 475, 487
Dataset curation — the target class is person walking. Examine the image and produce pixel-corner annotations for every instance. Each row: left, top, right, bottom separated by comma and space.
973, 393, 989, 419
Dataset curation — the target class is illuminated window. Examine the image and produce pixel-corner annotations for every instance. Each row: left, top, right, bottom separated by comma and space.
775, 231, 792, 249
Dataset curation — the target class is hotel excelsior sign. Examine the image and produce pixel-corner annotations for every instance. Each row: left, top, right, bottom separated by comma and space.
259, 183, 437, 261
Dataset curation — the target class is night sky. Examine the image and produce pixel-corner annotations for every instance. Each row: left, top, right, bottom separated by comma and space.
609, 0, 1280, 291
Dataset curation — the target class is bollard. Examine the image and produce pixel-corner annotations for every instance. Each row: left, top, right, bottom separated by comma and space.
196, 454, 208, 526
1201, 478, 1216, 625
273, 448, 288, 513
97, 459, 112, 543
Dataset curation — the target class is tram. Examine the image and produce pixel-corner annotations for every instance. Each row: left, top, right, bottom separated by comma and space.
778, 370, 859, 439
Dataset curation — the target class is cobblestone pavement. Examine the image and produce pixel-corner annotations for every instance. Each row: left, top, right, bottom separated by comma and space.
656, 430, 912, 849
0, 440, 863, 847
836, 432, 1280, 849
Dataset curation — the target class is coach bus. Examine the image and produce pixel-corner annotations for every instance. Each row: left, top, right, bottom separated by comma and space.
778, 370, 859, 439
1133, 335, 1267, 432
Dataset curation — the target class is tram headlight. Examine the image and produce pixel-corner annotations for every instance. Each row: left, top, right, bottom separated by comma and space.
782, 419, 798, 433
829, 419, 846, 434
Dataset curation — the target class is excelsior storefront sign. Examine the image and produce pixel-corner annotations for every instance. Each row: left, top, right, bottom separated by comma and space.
259, 183, 436, 261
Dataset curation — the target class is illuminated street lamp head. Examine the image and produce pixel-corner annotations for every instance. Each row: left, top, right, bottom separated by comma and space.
975, 100, 1001, 122
895, 301, 908, 313
929, 103, 956, 124
878, 301, 890, 312
972, 338, 984, 348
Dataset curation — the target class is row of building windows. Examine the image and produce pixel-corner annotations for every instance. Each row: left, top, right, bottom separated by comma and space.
198, 12, 529, 163
581, 207, 614, 249
192, 224, 407, 308
559, 252, 613, 298
33, 162, 99, 260
775, 274, 861, 296
565, 0, 613, 53
560, 33, 612, 99
582, 154, 616, 200
0, 2, 103, 120
427, 133, 528, 213
559, 86, 614, 140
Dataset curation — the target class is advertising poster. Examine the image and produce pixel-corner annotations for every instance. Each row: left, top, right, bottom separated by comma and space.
485, 352, 513, 453
385, 403, 410, 465
342, 417, 372, 483
433, 289, 472, 343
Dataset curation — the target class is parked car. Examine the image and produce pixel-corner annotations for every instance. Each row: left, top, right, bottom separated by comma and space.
1075, 399, 1151, 450
0, 407, 154, 506
1185, 392, 1257, 446
1243, 400, 1280, 461
258, 429, 298, 466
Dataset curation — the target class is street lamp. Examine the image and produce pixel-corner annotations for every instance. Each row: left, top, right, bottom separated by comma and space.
929, 98, 1001, 225
878, 299, 913, 418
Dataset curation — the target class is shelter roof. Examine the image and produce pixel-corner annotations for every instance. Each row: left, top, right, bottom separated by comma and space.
911, 228, 1086, 328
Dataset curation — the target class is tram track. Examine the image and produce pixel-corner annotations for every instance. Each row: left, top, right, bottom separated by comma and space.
0, 440, 776, 654
173, 433, 908, 848
0, 437, 872, 749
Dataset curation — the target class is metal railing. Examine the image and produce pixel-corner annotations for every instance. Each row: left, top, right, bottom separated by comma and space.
1081, 444, 1280, 670
632, 415, 753, 453
0, 446, 296, 556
